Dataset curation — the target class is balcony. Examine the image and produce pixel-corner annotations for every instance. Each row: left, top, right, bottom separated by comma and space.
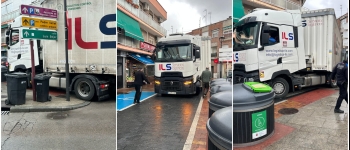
117, 0, 167, 36
118, 33, 140, 49
1, 9, 20, 24
245, 0, 309, 10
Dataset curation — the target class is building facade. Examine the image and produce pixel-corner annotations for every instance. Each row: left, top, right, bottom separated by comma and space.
117, 0, 167, 89
242, 0, 306, 14
188, 16, 233, 79
337, 12, 348, 61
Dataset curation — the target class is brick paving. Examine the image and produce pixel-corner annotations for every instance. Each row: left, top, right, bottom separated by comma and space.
191, 94, 210, 150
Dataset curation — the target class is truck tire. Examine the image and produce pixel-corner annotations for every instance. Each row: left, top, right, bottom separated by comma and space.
271, 77, 289, 99
74, 78, 95, 101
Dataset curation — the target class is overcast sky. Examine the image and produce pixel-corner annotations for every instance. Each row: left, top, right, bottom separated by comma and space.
158, 0, 232, 35
303, 0, 348, 18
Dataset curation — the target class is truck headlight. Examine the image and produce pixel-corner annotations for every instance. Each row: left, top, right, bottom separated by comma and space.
184, 81, 192, 85
155, 80, 161, 85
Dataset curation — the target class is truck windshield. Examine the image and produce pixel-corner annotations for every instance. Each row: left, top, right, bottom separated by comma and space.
154, 44, 192, 62
233, 22, 259, 51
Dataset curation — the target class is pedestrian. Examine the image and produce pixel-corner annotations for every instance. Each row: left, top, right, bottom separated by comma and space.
133, 67, 150, 104
201, 67, 212, 97
331, 59, 348, 113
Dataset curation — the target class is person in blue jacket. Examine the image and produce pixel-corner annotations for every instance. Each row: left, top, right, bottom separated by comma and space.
269, 33, 276, 44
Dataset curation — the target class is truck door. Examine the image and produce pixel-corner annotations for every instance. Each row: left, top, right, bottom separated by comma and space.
258, 24, 298, 81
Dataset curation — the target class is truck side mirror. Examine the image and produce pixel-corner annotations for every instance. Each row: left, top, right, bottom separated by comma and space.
262, 24, 270, 33
261, 33, 270, 45
195, 49, 200, 58
5, 37, 9, 45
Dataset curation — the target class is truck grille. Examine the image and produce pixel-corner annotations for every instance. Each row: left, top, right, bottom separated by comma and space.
162, 81, 181, 91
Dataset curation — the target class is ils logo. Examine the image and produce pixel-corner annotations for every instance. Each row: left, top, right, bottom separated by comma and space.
282, 32, 293, 40
233, 53, 239, 62
159, 64, 171, 70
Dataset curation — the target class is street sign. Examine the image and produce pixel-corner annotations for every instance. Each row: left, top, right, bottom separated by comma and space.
21, 16, 57, 30
20, 5, 58, 19
21, 29, 57, 40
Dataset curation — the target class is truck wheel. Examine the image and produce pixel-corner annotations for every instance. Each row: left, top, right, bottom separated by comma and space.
271, 78, 289, 99
74, 78, 95, 101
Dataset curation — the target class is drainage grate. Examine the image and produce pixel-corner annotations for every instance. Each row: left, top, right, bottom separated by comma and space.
1, 111, 9, 115
278, 108, 299, 115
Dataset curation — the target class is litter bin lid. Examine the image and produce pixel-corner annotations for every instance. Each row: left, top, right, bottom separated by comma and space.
34, 74, 52, 80
211, 80, 231, 87
209, 91, 232, 108
244, 82, 272, 93
233, 83, 275, 111
5, 72, 27, 78
207, 106, 232, 148
210, 78, 227, 83
210, 84, 232, 95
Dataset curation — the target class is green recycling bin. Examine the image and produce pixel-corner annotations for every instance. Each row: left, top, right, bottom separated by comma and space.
233, 82, 275, 148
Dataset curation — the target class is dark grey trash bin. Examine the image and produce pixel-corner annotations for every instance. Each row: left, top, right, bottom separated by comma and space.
210, 84, 232, 96
208, 91, 232, 118
210, 80, 231, 87
210, 78, 227, 84
1, 66, 7, 82
207, 106, 232, 150
233, 82, 275, 148
34, 74, 52, 102
5, 72, 27, 105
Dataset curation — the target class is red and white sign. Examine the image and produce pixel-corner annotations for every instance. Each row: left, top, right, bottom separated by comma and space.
140, 42, 155, 53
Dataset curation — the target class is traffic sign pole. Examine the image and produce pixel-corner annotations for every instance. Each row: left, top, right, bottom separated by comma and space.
64, 0, 70, 101
30, 40, 36, 101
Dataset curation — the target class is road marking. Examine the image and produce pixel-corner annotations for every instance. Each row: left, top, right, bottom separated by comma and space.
183, 97, 204, 150
274, 100, 287, 105
117, 94, 156, 111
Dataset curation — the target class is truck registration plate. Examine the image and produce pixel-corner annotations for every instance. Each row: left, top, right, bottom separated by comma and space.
168, 92, 176, 94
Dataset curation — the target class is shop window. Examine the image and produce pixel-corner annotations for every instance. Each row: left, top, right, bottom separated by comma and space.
146, 65, 155, 76
212, 29, 219, 38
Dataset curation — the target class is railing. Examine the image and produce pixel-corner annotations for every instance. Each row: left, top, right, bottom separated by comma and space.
118, 33, 140, 49
117, 0, 167, 36
259, 0, 309, 10
1, 9, 20, 23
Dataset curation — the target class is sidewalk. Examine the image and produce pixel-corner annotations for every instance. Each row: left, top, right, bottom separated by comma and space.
188, 88, 348, 150
1, 82, 90, 112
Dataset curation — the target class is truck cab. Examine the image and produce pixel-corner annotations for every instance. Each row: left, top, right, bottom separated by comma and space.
153, 33, 211, 96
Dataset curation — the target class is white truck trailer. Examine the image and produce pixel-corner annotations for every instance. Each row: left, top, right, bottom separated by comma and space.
232, 8, 342, 99
152, 33, 211, 96
5, 0, 116, 101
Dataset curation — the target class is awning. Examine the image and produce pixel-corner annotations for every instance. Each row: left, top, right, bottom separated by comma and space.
128, 53, 154, 65
1, 24, 8, 29
117, 9, 144, 42
233, 0, 245, 24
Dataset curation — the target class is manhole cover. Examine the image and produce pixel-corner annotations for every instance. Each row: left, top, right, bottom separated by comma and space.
278, 108, 299, 115
46, 112, 69, 120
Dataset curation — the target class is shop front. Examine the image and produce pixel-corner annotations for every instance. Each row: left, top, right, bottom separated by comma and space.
125, 53, 154, 88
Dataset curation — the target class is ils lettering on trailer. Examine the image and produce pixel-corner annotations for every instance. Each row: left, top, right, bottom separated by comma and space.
67, 14, 116, 50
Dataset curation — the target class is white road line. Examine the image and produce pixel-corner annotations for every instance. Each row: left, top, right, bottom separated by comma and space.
117, 94, 156, 111
183, 97, 204, 150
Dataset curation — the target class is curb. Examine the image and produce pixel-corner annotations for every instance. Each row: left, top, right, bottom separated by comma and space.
9, 101, 91, 112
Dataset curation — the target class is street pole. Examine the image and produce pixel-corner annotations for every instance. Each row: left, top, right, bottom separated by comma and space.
220, 40, 222, 78
64, 0, 70, 101
30, 40, 36, 101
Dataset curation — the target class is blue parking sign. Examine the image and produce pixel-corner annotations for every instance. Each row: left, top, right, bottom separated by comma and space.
30, 20, 35, 26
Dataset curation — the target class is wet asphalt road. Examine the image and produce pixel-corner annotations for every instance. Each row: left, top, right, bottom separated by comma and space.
1, 100, 116, 150
117, 94, 202, 150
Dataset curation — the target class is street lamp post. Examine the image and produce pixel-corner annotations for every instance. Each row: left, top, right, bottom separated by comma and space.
219, 36, 225, 78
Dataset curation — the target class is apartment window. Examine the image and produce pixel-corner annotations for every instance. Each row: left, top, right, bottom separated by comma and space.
341, 19, 347, 29
212, 29, 219, 38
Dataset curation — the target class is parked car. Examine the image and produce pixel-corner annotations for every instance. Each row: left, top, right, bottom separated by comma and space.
1, 56, 8, 67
